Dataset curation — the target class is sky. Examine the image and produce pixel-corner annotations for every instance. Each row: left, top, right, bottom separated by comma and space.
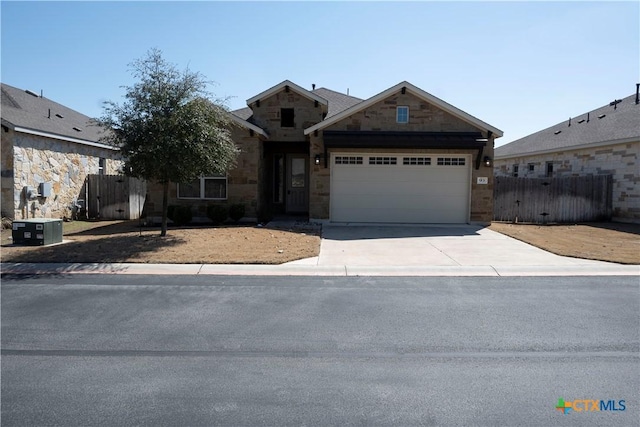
1, 1, 638, 147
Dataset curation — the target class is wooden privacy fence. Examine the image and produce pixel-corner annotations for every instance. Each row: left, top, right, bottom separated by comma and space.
86, 175, 146, 220
493, 175, 612, 223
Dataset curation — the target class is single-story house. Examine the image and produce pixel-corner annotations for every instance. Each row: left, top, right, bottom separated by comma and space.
145, 80, 503, 224
1, 83, 122, 220
494, 85, 640, 223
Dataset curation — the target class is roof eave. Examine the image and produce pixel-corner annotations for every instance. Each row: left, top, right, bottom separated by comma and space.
13, 126, 119, 151
495, 136, 640, 160
228, 113, 269, 138
304, 81, 503, 137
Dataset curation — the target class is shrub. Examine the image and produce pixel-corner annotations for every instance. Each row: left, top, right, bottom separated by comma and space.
207, 205, 228, 225
229, 204, 245, 222
167, 205, 193, 226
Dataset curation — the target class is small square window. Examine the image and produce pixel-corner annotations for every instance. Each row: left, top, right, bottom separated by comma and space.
528, 163, 535, 172
281, 108, 294, 128
396, 106, 409, 123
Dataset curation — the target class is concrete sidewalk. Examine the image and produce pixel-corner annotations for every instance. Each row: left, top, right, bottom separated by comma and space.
2, 225, 638, 277
1, 262, 638, 277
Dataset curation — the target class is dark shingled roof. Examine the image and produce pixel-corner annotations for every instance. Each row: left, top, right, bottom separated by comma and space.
496, 93, 640, 158
311, 87, 363, 118
231, 106, 253, 121
1, 82, 108, 144
230, 86, 363, 127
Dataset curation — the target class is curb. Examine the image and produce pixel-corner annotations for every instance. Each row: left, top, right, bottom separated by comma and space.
2, 263, 638, 277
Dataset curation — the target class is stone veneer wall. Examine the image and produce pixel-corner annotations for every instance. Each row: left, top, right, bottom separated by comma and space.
4, 130, 121, 219
1, 129, 14, 217
309, 92, 496, 223
144, 127, 262, 221
494, 141, 640, 223
248, 91, 325, 141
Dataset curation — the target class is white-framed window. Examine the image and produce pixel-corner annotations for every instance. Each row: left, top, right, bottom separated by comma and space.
396, 106, 409, 123
178, 175, 227, 199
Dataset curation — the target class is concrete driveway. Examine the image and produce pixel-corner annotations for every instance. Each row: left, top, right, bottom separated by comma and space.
316, 225, 610, 267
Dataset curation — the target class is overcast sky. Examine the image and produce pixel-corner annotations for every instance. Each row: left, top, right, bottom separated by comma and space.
2, 1, 638, 146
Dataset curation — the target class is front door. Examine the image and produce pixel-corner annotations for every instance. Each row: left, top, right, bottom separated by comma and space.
286, 155, 308, 213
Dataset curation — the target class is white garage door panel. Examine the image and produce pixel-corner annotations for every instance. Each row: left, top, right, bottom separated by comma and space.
331, 154, 470, 223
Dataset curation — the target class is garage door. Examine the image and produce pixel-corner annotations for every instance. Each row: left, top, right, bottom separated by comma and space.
330, 154, 471, 223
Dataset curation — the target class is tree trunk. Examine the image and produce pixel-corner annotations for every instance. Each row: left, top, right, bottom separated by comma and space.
160, 180, 169, 237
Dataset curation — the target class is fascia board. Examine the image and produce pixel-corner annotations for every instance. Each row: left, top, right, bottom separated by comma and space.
246, 80, 328, 107
13, 126, 119, 151
495, 137, 640, 160
305, 81, 504, 137
228, 113, 269, 138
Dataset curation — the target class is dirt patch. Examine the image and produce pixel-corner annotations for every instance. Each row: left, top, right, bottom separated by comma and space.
489, 222, 640, 264
1, 220, 321, 264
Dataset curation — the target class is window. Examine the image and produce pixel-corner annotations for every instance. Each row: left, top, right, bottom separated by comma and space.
403, 157, 431, 165
546, 162, 554, 177
281, 108, 294, 127
178, 176, 227, 199
437, 157, 466, 166
335, 156, 363, 165
98, 158, 106, 175
528, 163, 535, 172
369, 156, 397, 165
396, 106, 409, 123
512, 164, 519, 177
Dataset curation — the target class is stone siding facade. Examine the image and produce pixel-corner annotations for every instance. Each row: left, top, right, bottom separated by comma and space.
2, 130, 122, 219
1, 129, 121, 219
309, 93, 495, 223
494, 141, 640, 223
144, 127, 263, 222
248, 92, 324, 141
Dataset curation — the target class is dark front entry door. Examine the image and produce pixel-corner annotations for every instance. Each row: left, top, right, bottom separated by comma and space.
286, 155, 308, 213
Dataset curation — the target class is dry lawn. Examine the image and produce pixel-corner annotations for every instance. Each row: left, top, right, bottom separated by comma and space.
489, 222, 640, 264
2, 220, 638, 265
1, 220, 321, 264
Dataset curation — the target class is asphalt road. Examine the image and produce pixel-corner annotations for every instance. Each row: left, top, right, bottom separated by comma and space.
1, 274, 638, 426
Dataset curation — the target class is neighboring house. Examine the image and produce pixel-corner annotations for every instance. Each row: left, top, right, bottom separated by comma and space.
145, 80, 502, 224
494, 86, 640, 223
1, 83, 121, 220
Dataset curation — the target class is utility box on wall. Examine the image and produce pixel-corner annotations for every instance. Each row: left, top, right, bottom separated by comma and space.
12, 218, 63, 246
39, 182, 52, 198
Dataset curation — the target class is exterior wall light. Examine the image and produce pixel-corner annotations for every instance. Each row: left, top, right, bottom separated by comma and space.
484, 156, 492, 167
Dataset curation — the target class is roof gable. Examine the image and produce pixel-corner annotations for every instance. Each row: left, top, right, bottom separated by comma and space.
496, 93, 640, 158
304, 81, 503, 137
246, 80, 328, 107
